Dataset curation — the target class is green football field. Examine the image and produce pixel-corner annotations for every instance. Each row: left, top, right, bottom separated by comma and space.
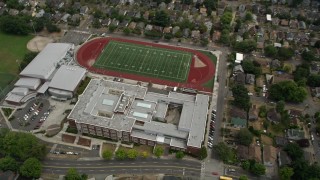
93, 41, 192, 82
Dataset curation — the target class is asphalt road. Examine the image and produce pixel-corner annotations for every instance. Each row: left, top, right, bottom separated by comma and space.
42, 159, 201, 177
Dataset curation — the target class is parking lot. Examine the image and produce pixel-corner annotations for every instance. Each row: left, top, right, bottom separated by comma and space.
10, 98, 51, 131
207, 109, 216, 149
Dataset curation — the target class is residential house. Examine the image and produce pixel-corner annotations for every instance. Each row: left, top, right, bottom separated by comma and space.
204, 21, 213, 32
118, 20, 129, 28
280, 19, 289, 27
264, 145, 278, 167
199, 7, 207, 16
230, 106, 247, 120
183, 28, 190, 38
135, 12, 141, 19
235, 72, 246, 85
289, 19, 299, 29
237, 145, 262, 162
136, 22, 145, 30
72, 2, 81, 10
53, 13, 63, 22
118, 9, 127, 16
8, 9, 19, 16
191, 30, 200, 39
267, 109, 281, 124
277, 31, 285, 40
273, 73, 294, 84
163, 27, 172, 34
313, 87, 320, 98
172, 26, 180, 35
272, 17, 280, 26
35, 9, 45, 18
239, 4, 246, 12
278, 150, 292, 167
275, 136, 289, 147
231, 117, 247, 129
128, 22, 137, 30
298, 21, 307, 30
61, 13, 71, 23
286, 32, 294, 41
233, 65, 244, 74
126, 11, 135, 17
266, 74, 274, 85
145, 24, 153, 31
143, 11, 149, 20
288, 109, 302, 118
235, 53, 244, 64
270, 59, 281, 69
111, 19, 119, 26
257, 42, 264, 49
248, 105, 258, 121
246, 74, 255, 84
212, 31, 221, 42
71, 14, 81, 23
153, 26, 163, 32
80, 6, 89, 15
101, 18, 111, 26
310, 61, 320, 74
287, 129, 305, 140
159, 2, 167, 10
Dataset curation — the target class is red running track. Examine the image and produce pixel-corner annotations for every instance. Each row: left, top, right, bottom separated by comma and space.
76, 37, 215, 92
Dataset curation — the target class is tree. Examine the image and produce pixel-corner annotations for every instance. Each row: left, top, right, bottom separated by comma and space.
219, 29, 230, 45
284, 143, 303, 161
46, 22, 61, 33
0, 15, 31, 35
239, 175, 248, 180
241, 160, 250, 170
109, 24, 117, 32
115, 149, 127, 160
200, 38, 209, 46
123, 27, 131, 35
0, 156, 19, 172
242, 59, 262, 76
250, 163, 266, 176
220, 12, 233, 28
127, 149, 138, 159
152, 10, 170, 27
19, 158, 42, 178
203, 0, 217, 15
92, 18, 101, 28
293, 64, 310, 82
268, 81, 307, 103
264, 45, 278, 58
213, 142, 236, 163
1, 131, 46, 161
198, 23, 208, 34
302, 50, 318, 62
259, 105, 267, 118
102, 150, 113, 160
198, 146, 207, 160
234, 40, 257, 53
164, 33, 173, 40
307, 75, 320, 87
231, 85, 250, 111
237, 129, 253, 146
279, 166, 294, 180
141, 151, 149, 158
175, 151, 185, 159
154, 147, 164, 158
244, 12, 253, 21
277, 47, 294, 60
64, 168, 88, 180
276, 100, 285, 113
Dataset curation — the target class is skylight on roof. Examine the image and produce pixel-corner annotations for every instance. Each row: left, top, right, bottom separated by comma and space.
137, 102, 151, 109
102, 99, 114, 106
133, 112, 148, 119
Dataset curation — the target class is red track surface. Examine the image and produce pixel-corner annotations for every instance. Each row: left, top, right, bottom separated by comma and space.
76, 37, 215, 92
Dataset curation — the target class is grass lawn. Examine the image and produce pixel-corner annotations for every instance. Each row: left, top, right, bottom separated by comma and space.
0, 32, 33, 89
102, 143, 117, 153
199, 51, 217, 89
94, 40, 192, 82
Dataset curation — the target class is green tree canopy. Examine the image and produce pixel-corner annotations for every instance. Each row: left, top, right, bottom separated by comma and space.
237, 129, 253, 146
302, 50, 318, 62
154, 147, 164, 158
244, 12, 253, 21
239, 175, 249, 180
0, 156, 19, 172
175, 151, 185, 159
234, 40, 257, 53
64, 168, 88, 180
19, 158, 42, 178
242, 59, 262, 77
203, 0, 218, 15
0, 131, 46, 161
264, 45, 278, 58
250, 162, 266, 176
276, 100, 285, 113
268, 81, 307, 103
102, 149, 113, 160
115, 149, 127, 160
279, 166, 294, 180
293, 63, 310, 82
152, 10, 170, 27
0, 15, 31, 35
213, 142, 236, 163
219, 29, 230, 45
127, 149, 138, 159
231, 84, 250, 111
284, 143, 303, 161
307, 75, 320, 87
198, 146, 207, 160
277, 47, 294, 60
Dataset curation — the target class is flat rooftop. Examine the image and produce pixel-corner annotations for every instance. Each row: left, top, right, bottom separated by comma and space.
69, 79, 209, 148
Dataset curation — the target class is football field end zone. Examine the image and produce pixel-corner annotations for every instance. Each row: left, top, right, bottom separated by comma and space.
93, 40, 192, 82
76, 37, 215, 92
